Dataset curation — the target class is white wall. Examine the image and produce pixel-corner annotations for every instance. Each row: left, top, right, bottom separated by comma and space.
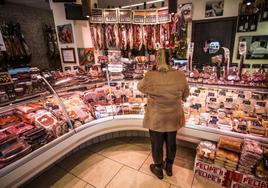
50, 0, 97, 70
50, 0, 268, 69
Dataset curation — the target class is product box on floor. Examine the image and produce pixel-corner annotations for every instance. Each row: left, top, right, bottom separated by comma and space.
194, 158, 268, 188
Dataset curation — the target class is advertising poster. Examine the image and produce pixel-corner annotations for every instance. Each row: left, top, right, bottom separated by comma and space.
77, 48, 95, 67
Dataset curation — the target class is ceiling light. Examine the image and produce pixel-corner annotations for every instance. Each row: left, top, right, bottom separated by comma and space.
246, 2, 251, 5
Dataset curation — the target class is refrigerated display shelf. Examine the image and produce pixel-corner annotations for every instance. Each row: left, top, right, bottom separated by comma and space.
1, 114, 268, 188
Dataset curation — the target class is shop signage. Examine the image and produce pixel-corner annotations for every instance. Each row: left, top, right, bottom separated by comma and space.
157, 7, 171, 23
91, 9, 104, 23
104, 9, 118, 23
0, 72, 13, 86
108, 64, 123, 73
145, 10, 157, 24
194, 158, 228, 186
0, 31, 6, 51
133, 10, 145, 24
230, 172, 268, 188
119, 9, 132, 23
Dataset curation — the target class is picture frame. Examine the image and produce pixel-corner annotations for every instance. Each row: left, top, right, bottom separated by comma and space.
205, 0, 224, 18
237, 35, 268, 59
61, 48, 76, 63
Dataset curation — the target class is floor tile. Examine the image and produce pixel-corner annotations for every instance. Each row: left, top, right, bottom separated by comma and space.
140, 155, 194, 188
23, 165, 86, 188
87, 139, 126, 153
59, 150, 122, 188
106, 166, 170, 188
99, 143, 151, 169
84, 183, 95, 188
57, 149, 94, 172
192, 176, 224, 188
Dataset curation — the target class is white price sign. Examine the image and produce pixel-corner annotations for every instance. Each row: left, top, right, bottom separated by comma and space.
108, 64, 123, 73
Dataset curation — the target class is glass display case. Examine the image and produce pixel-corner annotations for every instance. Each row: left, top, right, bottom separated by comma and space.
0, 59, 267, 180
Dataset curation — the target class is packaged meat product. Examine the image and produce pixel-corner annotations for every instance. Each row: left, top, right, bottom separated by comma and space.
7, 123, 34, 136
240, 100, 254, 113
216, 149, 239, 162
26, 102, 43, 111
255, 160, 268, 181
0, 142, 24, 158
34, 111, 58, 128
255, 101, 266, 114
207, 97, 220, 110
208, 116, 219, 128
223, 98, 235, 109
0, 130, 17, 145
232, 110, 246, 119
15, 105, 35, 114
0, 112, 20, 128
196, 141, 216, 162
233, 119, 248, 134
218, 136, 242, 153
0, 141, 31, 165
248, 120, 266, 136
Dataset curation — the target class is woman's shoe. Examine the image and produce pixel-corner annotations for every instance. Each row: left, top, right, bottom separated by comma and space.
164, 161, 173, 176
150, 164, 163, 179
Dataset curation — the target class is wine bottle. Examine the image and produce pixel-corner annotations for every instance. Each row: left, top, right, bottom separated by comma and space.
244, 16, 249, 30
250, 15, 256, 31
239, 16, 244, 31
263, 1, 268, 19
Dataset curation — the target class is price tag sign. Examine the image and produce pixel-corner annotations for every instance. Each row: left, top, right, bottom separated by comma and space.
91, 9, 104, 23
133, 10, 145, 24
119, 9, 132, 23
158, 7, 171, 23
104, 9, 118, 23
0, 72, 13, 86
145, 10, 157, 24
108, 64, 123, 73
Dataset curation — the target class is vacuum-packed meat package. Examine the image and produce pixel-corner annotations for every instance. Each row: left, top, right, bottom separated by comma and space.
7, 122, 34, 136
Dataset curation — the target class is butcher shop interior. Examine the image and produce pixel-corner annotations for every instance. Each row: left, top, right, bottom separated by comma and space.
0, 0, 268, 187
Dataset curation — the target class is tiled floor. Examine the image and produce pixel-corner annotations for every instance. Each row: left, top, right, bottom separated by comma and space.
23, 137, 223, 188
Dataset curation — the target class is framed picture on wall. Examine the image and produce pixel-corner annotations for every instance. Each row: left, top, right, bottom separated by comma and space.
205, 0, 224, 18
61, 48, 76, 63
57, 24, 74, 44
192, 17, 237, 68
237, 35, 268, 59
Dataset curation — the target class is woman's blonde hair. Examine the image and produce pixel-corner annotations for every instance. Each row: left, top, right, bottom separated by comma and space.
156, 48, 171, 72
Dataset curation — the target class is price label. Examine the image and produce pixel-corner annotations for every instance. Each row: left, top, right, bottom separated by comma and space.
104, 9, 118, 23
108, 64, 123, 73
91, 9, 104, 23
119, 9, 132, 23
0, 72, 13, 86
133, 10, 145, 24
158, 7, 171, 23
145, 10, 157, 24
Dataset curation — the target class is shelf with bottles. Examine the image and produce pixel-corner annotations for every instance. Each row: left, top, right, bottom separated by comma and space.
260, 0, 268, 22
237, 13, 259, 32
